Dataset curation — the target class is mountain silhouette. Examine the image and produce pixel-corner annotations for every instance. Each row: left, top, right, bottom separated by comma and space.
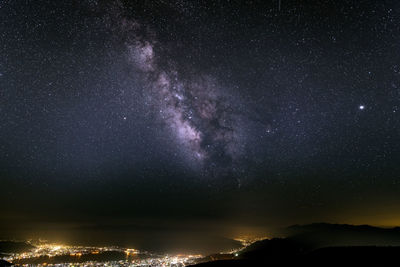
190, 223, 400, 266
284, 222, 400, 248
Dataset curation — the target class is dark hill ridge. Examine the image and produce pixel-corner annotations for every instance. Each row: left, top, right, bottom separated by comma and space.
191, 246, 400, 267
286, 222, 400, 234
284, 222, 400, 248
0, 259, 12, 267
190, 223, 400, 267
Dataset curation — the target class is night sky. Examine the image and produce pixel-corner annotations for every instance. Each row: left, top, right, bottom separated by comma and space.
1, 0, 400, 252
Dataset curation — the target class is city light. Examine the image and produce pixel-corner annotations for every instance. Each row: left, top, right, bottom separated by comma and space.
0, 237, 264, 266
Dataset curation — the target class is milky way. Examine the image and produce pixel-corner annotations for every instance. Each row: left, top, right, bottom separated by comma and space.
108, 3, 245, 174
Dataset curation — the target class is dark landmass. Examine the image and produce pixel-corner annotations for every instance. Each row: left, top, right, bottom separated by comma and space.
0, 259, 12, 267
0, 241, 34, 253
285, 222, 400, 247
192, 246, 400, 267
191, 223, 400, 266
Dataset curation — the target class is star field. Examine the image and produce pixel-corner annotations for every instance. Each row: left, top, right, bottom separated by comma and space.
1, 0, 400, 242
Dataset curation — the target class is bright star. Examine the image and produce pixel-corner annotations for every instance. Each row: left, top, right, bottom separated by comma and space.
359, 105, 365, 110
